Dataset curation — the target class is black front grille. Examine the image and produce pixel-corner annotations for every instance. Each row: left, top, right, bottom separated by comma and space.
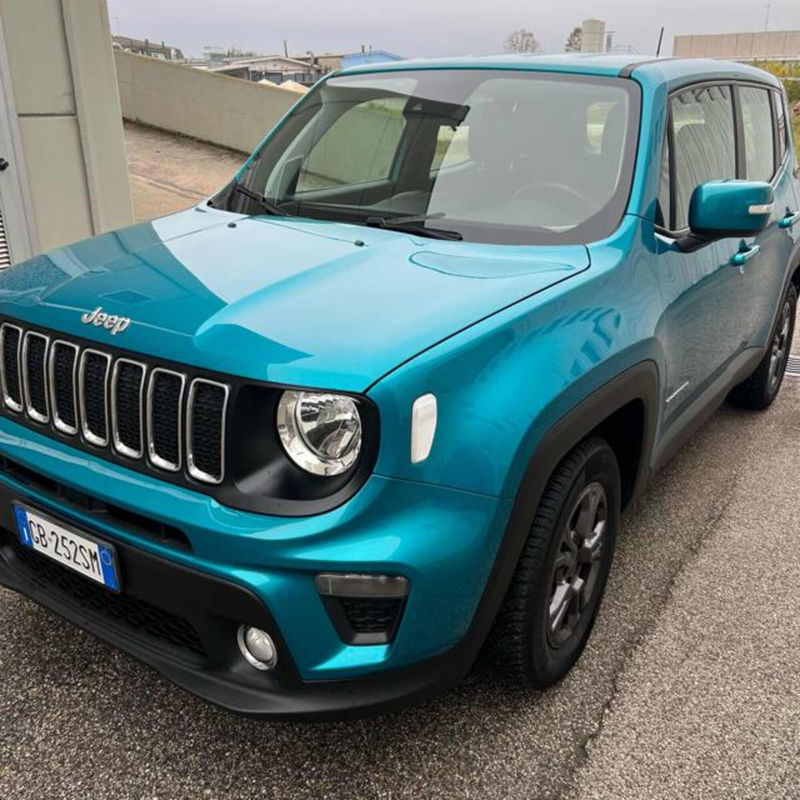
188, 380, 227, 482
0, 322, 228, 489
23, 333, 48, 419
113, 360, 144, 455
1, 325, 21, 409
81, 351, 110, 443
51, 342, 78, 431
6, 532, 206, 660
149, 370, 183, 469
338, 596, 405, 635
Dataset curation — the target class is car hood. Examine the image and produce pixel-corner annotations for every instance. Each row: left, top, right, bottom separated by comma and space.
0, 207, 589, 391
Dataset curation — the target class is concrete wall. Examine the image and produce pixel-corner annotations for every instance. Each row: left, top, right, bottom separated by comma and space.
674, 30, 800, 60
115, 51, 298, 153
0, 0, 133, 256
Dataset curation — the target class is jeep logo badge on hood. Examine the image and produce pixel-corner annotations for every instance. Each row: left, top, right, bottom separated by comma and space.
80, 306, 131, 335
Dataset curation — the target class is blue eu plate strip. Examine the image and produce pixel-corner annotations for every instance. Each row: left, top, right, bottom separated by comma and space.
13, 505, 32, 547
98, 545, 119, 591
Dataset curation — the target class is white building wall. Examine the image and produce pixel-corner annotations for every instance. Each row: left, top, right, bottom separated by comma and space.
673, 30, 800, 60
0, 0, 132, 259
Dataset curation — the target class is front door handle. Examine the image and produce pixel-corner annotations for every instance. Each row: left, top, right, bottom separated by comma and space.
779, 211, 800, 229
730, 244, 760, 267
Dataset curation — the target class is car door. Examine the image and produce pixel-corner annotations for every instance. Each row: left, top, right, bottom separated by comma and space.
736, 84, 800, 343
652, 83, 750, 420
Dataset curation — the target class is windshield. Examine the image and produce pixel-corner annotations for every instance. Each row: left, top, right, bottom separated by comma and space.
233, 69, 640, 245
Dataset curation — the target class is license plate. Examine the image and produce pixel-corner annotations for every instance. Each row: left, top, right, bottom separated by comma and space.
13, 504, 120, 592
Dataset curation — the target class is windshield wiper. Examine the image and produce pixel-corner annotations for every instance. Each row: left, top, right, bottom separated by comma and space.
365, 212, 463, 241
229, 181, 290, 216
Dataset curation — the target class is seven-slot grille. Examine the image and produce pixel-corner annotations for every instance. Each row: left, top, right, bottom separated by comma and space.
0, 322, 229, 485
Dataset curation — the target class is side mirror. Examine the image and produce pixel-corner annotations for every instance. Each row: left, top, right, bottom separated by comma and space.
689, 180, 774, 239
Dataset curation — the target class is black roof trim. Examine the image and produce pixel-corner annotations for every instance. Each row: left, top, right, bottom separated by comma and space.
619, 57, 681, 78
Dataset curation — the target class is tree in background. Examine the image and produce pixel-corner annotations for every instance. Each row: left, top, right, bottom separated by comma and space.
565, 27, 583, 53
504, 29, 540, 54
755, 61, 800, 104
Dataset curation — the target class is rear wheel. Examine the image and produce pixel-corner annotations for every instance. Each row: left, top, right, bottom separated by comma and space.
729, 282, 797, 410
490, 438, 620, 688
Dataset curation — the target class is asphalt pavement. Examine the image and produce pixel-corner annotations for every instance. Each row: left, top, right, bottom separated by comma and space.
0, 125, 797, 799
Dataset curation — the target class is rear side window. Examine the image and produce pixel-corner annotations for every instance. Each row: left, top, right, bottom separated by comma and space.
739, 86, 775, 181
668, 85, 736, 231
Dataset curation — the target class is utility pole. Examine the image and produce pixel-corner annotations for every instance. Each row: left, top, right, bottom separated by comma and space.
283, 39, 288, 57
764, 0, 771, 33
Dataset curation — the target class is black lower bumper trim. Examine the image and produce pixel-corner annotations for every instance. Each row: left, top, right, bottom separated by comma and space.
0, 484, 471, 720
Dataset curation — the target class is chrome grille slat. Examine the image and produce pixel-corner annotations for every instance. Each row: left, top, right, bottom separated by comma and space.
79, 349, 111, 446
147, 368, 185, 472
49, 340, 79, 435
0, 321, 228, 487
0, 323, 22, 412
111, 359, 146, 459
186, 378, 229, 485
22, 331, 50, 423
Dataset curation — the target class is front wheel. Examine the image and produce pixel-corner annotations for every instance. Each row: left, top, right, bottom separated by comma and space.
490, 437, 620, 688
729, 282, 797, 410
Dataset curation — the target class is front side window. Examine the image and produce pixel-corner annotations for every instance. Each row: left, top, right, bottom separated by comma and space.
237, 70, 641, 245
739, 86, 775, 182
669, 85, 736, 231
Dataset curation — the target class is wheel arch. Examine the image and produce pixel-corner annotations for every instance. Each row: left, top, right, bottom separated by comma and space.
460, 360, 660, 665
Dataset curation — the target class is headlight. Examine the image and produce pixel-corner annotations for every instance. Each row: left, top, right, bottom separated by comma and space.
276, 391, 362, 476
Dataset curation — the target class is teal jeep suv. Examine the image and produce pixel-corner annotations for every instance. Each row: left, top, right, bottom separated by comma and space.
0, 55, 797, 718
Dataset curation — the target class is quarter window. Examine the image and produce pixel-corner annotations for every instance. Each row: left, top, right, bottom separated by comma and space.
739, 86, 775, 181
669, 85, 736, 231
431, 124, 470, 172
295, 96, 407, 192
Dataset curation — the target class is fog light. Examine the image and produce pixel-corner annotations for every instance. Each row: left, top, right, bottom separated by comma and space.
237, 625, 277, 671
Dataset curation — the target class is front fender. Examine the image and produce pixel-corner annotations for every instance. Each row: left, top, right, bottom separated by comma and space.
367, 217, 665, 500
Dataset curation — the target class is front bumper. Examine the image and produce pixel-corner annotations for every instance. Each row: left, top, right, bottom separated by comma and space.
0, 417, 511, 718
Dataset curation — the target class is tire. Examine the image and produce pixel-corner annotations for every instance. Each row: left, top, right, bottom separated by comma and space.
490, 437, 621, 688
729, 282, 797, 411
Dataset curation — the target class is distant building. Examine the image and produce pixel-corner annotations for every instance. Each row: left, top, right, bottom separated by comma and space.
207, 55, 326, 88
112, 35, 184, 61
292, 50, 405, 72
673, 30, 800, 62
581, 20, 607, 53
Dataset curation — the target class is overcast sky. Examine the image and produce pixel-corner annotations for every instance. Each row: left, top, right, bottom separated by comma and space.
106, 0, 797, 59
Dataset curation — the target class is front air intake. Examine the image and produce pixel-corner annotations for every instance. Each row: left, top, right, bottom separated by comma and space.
0, 321, 229, 487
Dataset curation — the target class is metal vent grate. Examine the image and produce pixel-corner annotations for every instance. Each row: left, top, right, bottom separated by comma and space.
0, 206, 12, 269
786, 355, 800, 378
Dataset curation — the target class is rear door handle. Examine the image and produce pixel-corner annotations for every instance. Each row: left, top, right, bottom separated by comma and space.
779, 211, 800, 229
730, 244, 760, 267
